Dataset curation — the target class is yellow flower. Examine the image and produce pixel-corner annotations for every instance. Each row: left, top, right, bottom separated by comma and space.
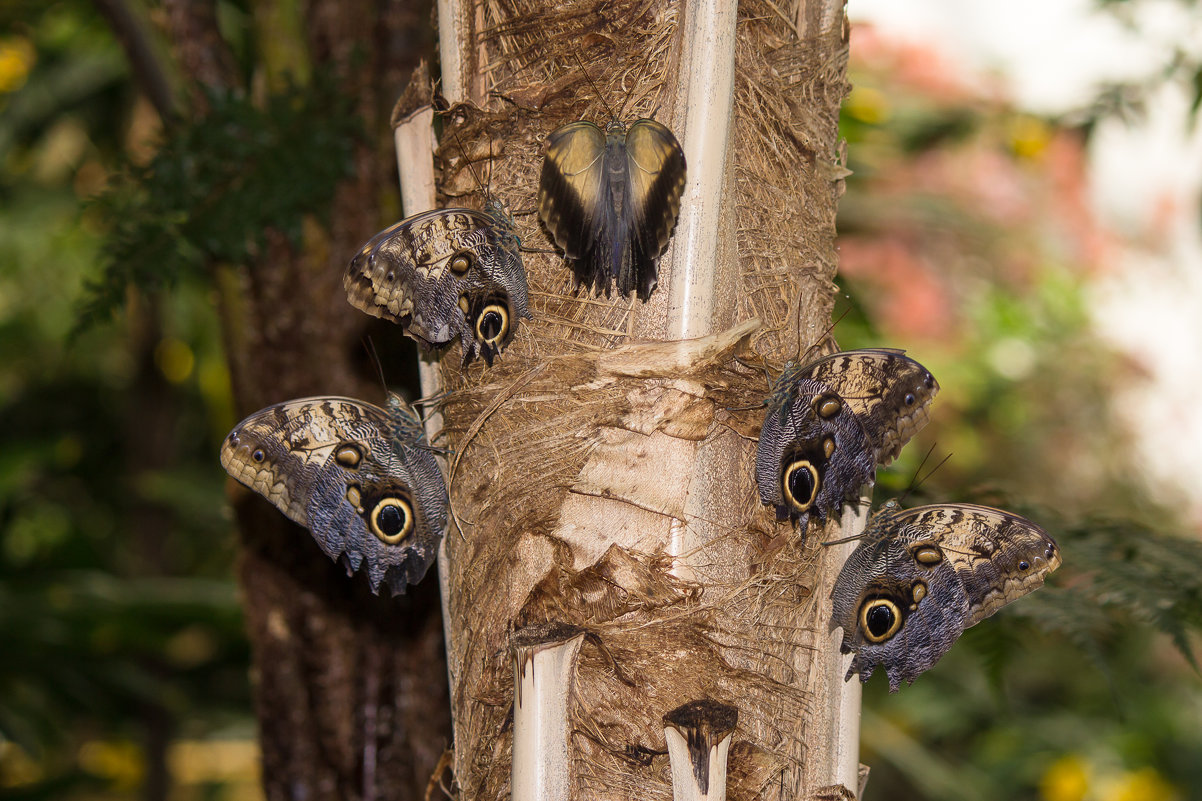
1103, 768, 1178, 801
0, 37, 35, 94
1040, 754, 1090, 801
1008, 114, 1051, 159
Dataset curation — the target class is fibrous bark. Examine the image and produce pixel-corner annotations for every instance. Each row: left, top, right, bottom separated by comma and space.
418, 0, 857, 797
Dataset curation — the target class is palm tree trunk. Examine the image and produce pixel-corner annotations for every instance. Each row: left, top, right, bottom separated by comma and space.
407, 0, 859, 796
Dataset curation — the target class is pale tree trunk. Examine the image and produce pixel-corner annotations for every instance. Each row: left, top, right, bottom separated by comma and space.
396, 0, 861, 797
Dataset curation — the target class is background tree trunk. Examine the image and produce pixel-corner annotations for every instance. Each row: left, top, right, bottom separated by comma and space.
157, 1, 452, 798
417, 0, 859, 797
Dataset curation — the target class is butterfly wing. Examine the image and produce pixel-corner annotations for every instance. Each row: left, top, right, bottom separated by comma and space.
755, 377, 876, 525
220, 395, 449, 595
830, 501, 1060, 690
539, 119, 686, 301
621, 119, 687, 300
888, 503, 1061, 627
344, 208, 528, 364
801, 349, 938, 464
539, 121, 609, 294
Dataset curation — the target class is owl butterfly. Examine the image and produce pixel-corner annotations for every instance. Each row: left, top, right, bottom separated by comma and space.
220, 394, 448, 595
538, 116, 686, 301
755, 349, 938, 527
830, 499, 1061, 691
344, 201, 531, 365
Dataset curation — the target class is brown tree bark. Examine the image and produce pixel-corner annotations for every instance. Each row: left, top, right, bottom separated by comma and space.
156, 2, 452, 799
414, 0, 857, 797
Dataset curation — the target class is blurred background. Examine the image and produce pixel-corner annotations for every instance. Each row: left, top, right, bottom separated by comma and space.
1, 1, 1199, 800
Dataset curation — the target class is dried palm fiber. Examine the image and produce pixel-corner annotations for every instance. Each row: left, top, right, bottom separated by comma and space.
399, 0, 857, 797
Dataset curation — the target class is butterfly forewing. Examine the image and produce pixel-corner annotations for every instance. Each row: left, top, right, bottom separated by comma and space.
884, 503, 1062, 627
623, 120, 687, 299
800, 349, 939, 464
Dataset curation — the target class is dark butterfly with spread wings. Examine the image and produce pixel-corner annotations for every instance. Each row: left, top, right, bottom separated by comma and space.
538, 119, 686, 301
220, 394, 448, 595
756, 349, 938, 527
830, 499, 1060, 691
344, 202, 531, 365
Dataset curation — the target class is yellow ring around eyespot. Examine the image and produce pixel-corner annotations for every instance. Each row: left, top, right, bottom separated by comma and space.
475, 304, 510, 345
860, 598, 903, 643
369, 497, 414, 544
782, 460, 819, 511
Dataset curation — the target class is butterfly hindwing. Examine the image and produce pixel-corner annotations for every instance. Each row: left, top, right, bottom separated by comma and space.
757, 350, 938, 526
539, 118, 686, 301
829, 500, 1061, 691
344, 207, 530, 365
220, 395, 448, 595
755, 377, 876, 525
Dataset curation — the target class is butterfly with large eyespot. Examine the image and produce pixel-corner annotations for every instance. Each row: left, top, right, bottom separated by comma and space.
345, 201, 531, 365
755, 349, 938, 528
830, 499, 1061, 691
538, 118, 686, 301
220, 394, 447, 595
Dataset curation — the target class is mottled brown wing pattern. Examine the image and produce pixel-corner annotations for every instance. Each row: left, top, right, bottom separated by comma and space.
799, 349, 939, 464
881, 503, 1062, 627
755, 377, 876, 525
830, 499, 1060, 691
344, 207, 530, 365
220, 395, 448, 595
757, 350, 938, 526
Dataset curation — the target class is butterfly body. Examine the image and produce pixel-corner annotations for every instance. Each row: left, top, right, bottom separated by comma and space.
756, 349, 938, 525
220, 395, 447, 595
830, 500, 1060, 691
539, 118, 686, 301
344, 205, 530, 365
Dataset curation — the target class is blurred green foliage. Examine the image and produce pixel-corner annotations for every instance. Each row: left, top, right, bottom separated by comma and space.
1, 2, 255, 798
79, 77, 361, 329
835, 29, 1202, 801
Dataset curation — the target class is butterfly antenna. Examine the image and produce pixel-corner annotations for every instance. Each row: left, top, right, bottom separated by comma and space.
362, 337, 389, 397
797, 305, 851, 366
572, 50, 618, 121
412, 389, 452, 409
897, 444, 952, 506
449, 125, 489, 203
